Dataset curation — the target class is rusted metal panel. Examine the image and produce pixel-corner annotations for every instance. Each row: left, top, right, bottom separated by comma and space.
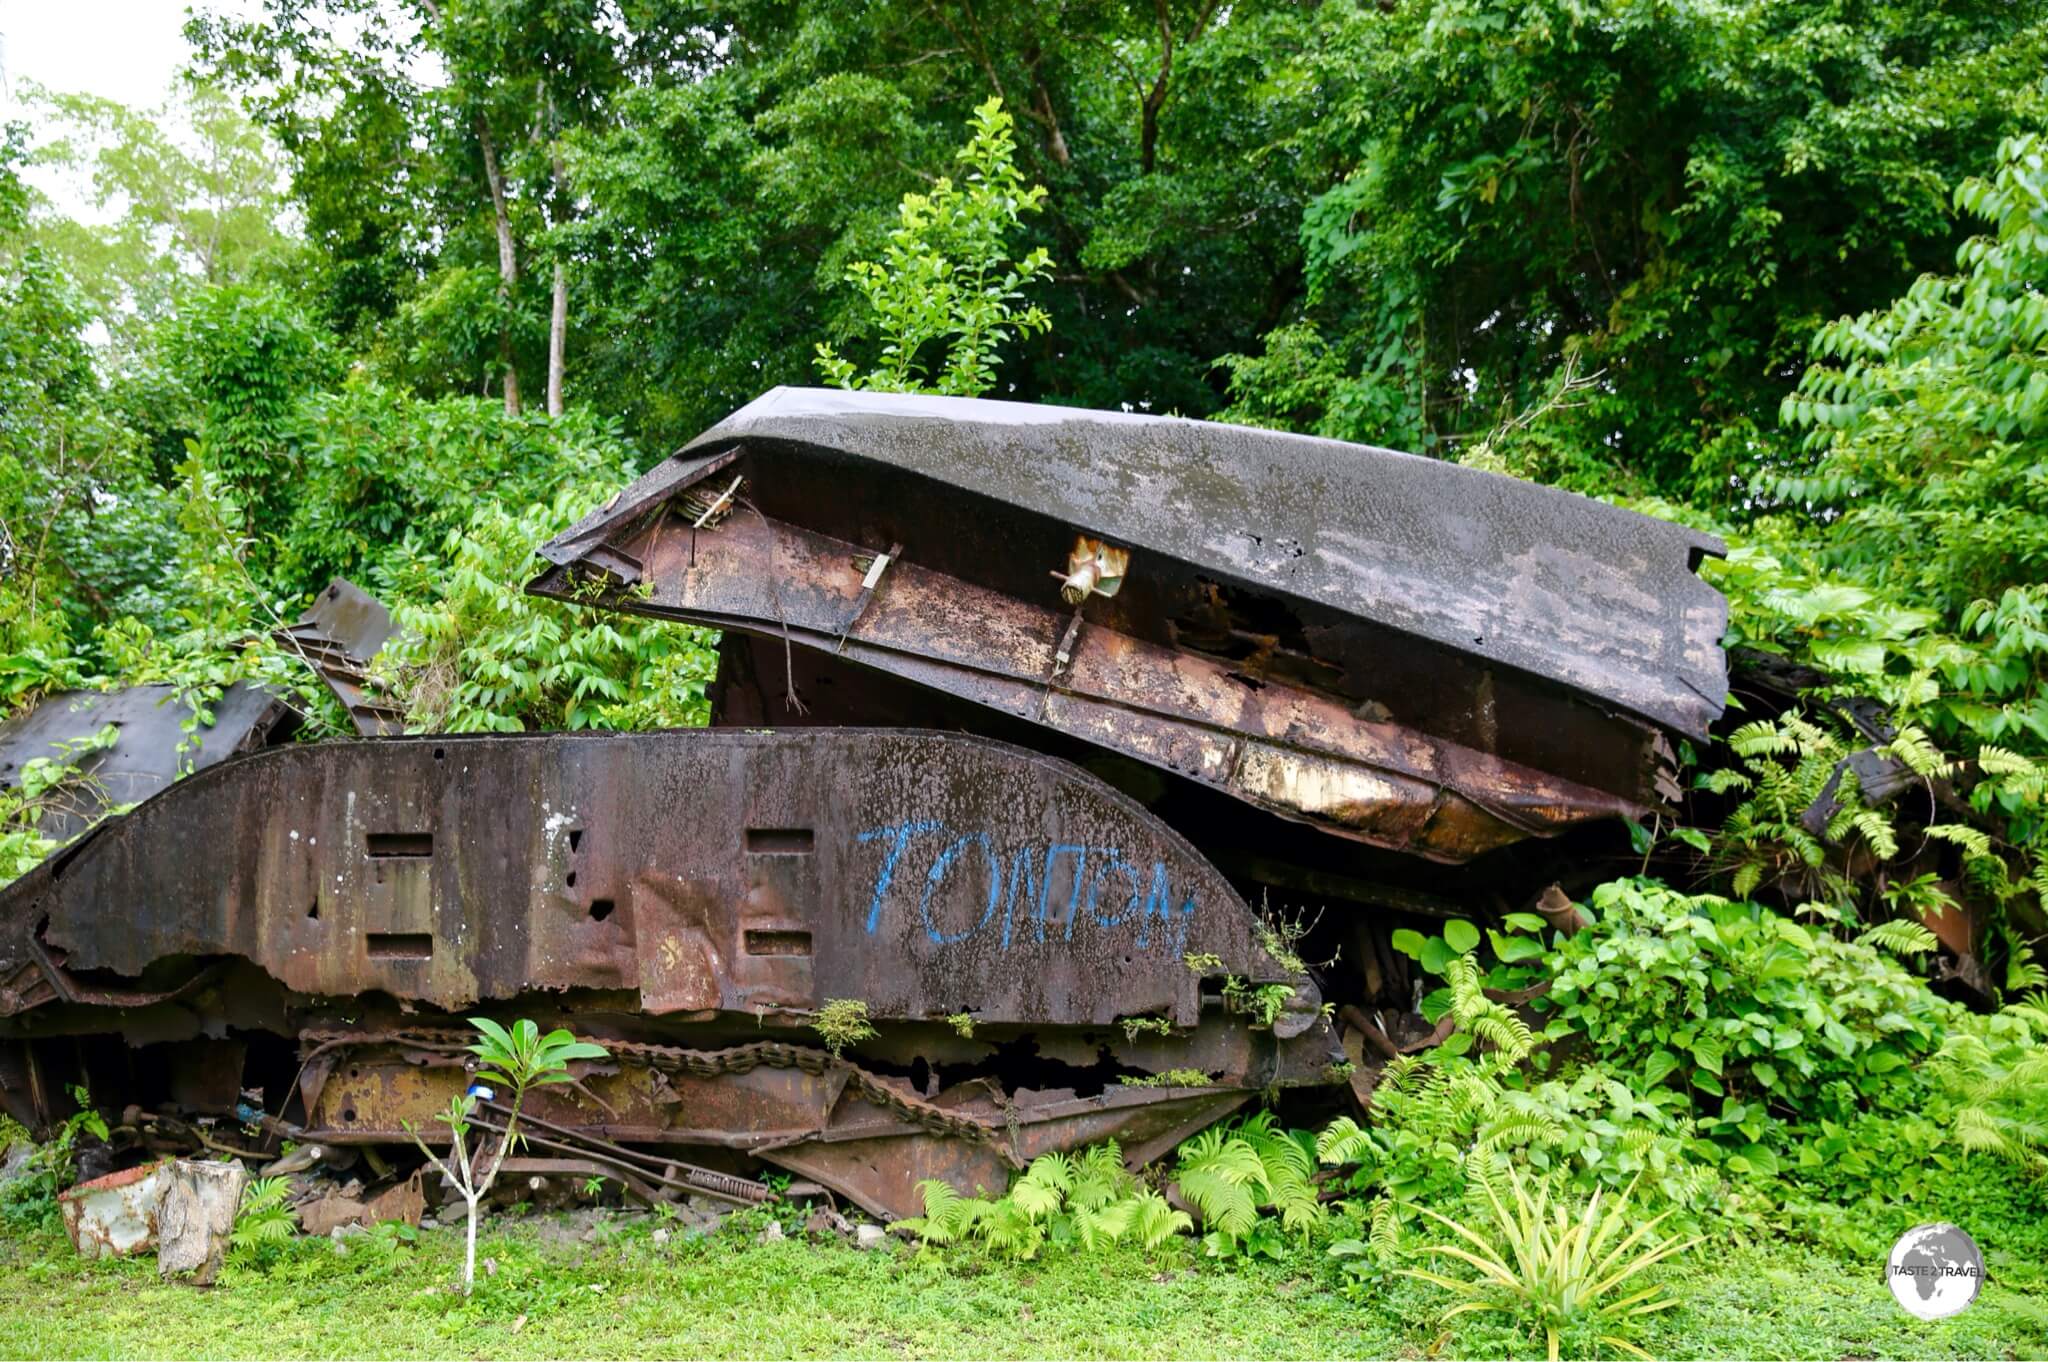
532, 508, 1643, 861
0, 730, 1309, 1027
275, 578, 405, 736
539, 388, 1727, 740
0, 683, 292, 842
59, 1161, 168, 1259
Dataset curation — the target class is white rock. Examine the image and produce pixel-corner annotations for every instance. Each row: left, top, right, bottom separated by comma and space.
854, 1224, 888, 1250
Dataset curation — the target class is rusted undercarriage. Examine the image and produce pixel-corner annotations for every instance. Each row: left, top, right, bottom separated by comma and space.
0, 389, 1735, 1218
0, 730, 1333, 1218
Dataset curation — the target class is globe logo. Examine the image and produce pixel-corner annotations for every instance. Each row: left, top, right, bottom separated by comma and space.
1886, 1223, 1983, 1319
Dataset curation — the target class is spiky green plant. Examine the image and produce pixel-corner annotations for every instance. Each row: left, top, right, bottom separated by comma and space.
1399, 1160, 1700, 1362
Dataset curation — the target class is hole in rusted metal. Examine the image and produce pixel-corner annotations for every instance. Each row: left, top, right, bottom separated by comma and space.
588, 899, 616, 923
1170, 576, 1347, 691
569, 829, 583, 853
743, 929, 811, 956
366, 933, 433, 959
745, 828, 814, 854
566, 871, 578, 888
366, 832, 432, 859
433, 747, 445, 760
306, 902, 319, 921
341, 1106, 357, 1122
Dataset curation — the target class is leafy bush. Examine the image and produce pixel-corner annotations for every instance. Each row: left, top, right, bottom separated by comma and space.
278, 385, 639, 595
0, 1091, 108, 1234
371, 487, 717, 733
814, 97, 1052, 398
1544, 880, 1951, 1143
160, 282, 332, 545
1777, 132, 2048, 624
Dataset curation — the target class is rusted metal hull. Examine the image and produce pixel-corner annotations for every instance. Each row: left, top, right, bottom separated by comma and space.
0, 729, 1337, 1218
542, 389, 1729, 739
530, 390, 1728, 864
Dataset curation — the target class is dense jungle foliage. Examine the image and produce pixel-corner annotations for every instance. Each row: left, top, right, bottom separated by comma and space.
3, 1, 2047, 1349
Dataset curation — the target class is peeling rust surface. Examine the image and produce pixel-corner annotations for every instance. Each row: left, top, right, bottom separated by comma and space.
291, 1028, 1271, 1219
0, 728, 1339, 1216
534, 508, 1646, 861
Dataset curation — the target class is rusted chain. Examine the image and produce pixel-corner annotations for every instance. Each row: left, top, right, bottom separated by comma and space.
297, 1028, 1004, 1151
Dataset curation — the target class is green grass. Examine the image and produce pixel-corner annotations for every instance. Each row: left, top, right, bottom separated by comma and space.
0, 1211, 2041, 1360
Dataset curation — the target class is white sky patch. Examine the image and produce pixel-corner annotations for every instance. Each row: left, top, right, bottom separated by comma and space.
1, 1, 261, 218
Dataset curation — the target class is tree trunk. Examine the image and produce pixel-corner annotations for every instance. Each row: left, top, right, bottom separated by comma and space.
545, 139, 570, 418
547, 263, 567, 418
477, 117, 521, 417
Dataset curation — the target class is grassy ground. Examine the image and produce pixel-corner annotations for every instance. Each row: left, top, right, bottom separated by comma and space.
0, 1208, 2043, 1360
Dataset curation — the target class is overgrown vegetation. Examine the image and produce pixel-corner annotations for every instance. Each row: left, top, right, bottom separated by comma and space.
4, 4, 2048, 1355
0, 1094, 107, 1236
896, 1144, 1189, 1259
1, 1211, 2038, 1361
810, 1000, 877, 1059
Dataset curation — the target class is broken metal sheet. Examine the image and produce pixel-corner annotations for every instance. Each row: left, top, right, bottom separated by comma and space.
532, 508, 1644, 861
276, 578, 405, 736
0, 683, 292, 841
538, 388, 1728, 740
59, 1161, 167, 1259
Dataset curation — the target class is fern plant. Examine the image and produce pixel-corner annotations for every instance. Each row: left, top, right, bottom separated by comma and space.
1931, 998, 2048, 1175
1173, 1111, 1323, 1257
1699, 714, 1869, 905
227, 1175, 296, 1270
895, 1143, 1189, 1258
